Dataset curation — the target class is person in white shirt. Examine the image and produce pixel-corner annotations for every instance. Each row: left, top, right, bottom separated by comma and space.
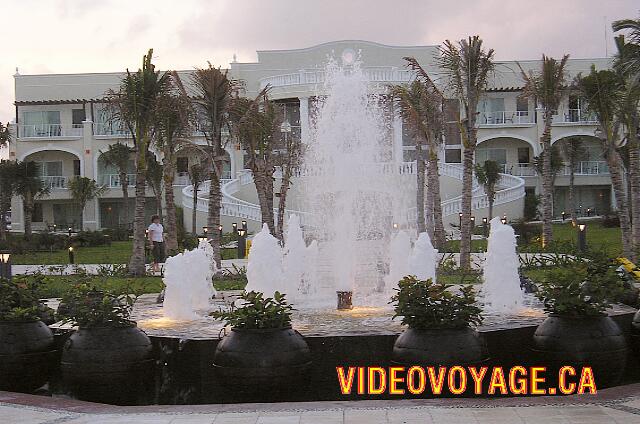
147, 215, 165, 273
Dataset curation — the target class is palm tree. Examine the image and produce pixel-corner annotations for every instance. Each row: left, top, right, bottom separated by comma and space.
560, 137, 585, 225
391, 69, 446, 248
229, 90, 282, 236
187, 161, 206, 236
188, 63, 238, 268
438, 36, 495, 269
100, 142, 133, 229
577, 67, 634, 259
145, 155, 164, 223
612, 16, 640, 78
69, 177, 107, 229
474, 160, 502, 222
0, 161, 16, 240
154, 89, 192, 254
0, 123, 12, 240
14, 161, 49, 239
519, 55, 570, 247
612, 33, 640, 254
108, 49, 171, 276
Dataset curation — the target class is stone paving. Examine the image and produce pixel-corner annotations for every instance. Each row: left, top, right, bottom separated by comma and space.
3, 384, 640, 424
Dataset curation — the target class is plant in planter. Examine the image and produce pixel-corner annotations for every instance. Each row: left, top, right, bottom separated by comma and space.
533, 254, 628, 387
211, 291, 311, 402
390, 276, 487, 368
0, 276, 56, 392
58, 284, 154, 405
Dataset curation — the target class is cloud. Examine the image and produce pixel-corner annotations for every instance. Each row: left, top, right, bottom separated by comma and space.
0, 0, 638, 122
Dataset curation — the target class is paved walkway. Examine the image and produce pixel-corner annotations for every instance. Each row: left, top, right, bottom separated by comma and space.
3, 384, 640, 423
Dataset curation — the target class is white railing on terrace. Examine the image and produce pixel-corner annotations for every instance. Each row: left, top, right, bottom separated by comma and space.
101, 174, 136, 188
498, 163, 537, 177
19, 124, 82, 138
562, 161, 609, 175
480, 111, 533, 126
41, 176, 68, 189
259, 67, 414, 89
93, 122, 131, 137
554, 109, 598, 124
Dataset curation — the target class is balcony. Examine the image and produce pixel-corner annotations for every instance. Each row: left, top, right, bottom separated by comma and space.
498, 163, 537, 177
554, 109, 598, 125
101, 173, 136, 188
41, 176, 69, 189
93, 122, 131, 137
561, 161, 609, 175
19, 124, 83, 139
480, 111, 533, 126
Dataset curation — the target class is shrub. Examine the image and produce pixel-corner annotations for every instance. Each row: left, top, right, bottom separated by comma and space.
390, 276, 483, 330
511, 219, 540, 246
58, 283, 138, 328
535, 254, 626, 317
74, 230, 112, 247
102, 226, 130, 242
211, 291, 293, 329
524, 191, 540, 221
0, 275, 52, 322
601, 214, 620, 228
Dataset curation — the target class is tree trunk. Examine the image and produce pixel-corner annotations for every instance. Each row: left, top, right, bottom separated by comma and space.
541, 116, 554, 247
424, 157, 434, 241
23, 193, 33, 240
128, 145, 148, 276
428, 150, 446, 250
628, 115, 640, 260
254, 169, 276, 235
192, 182, 199, 237
120, 171, 129, 230
206, 167, 222, 269
163, 164, 178, 254
607, 148, 634, 259
415, 142, 426, 235
568, 166, 577, 226
488, 192, 494, 225
276, 166, 293, 242
156, 193, 163, 224
460, 145, 474, 270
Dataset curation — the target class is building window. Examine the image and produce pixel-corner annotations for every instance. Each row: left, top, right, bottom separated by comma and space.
444, 99, 461, 146
32, 203, 43, 223
445, 148, 462, 163
73, 160, 81, 176
72, 109, 86, 126
22, 111, 61, 137
35, 161, 63, 177
476, 148, 507, 166
516, 97, 529, 115
518, 147, 530, 164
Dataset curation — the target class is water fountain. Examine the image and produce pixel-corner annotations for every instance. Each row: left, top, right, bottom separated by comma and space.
408, 231, 438, 282
162, 240, 217, 320
482, 216, 524, 313
244, 224, 284, 295
384, 230, 411, 295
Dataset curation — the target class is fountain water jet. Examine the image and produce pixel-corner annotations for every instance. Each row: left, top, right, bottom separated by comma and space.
408, 232, 438, 282
162, 240, 217, 320
245, 224, 284, 296
483, 216, 524, 313
385, 230, 411, 295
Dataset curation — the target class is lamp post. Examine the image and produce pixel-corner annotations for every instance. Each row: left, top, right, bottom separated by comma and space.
237, 228, 247, 259
470, 216, 475, 230
242, 220, 247, 231
68, 246, 75, 264
578, 224, 587, 252
458, 212, 463, 227
482, 217, 488, 237
0, 250, 12, 281
232, 222, 238, 233
561, 211, 566, 222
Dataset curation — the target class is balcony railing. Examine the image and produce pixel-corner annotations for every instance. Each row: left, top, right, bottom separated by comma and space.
41, 176, 68, 189
498, 163, 537, 177
101, 174, 136, 188
480, 111, 533, 126
555, 109, 598, 124
93, 122, 131, 137
19, 124, 82, 138
562, 161, 609, 175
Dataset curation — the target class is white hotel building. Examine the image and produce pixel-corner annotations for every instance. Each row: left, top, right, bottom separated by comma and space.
7, 41, 613, 233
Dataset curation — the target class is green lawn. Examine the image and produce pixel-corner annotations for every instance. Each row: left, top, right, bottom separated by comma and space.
12, 241, 239, 265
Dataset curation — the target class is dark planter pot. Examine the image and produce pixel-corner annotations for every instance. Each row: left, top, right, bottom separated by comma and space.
213, 327, 312, 402
0, 321, 56, 392
532, 315, 628, 388
631, 310, 640, 356
392, 327, 488, 366
60, 325, 154, 405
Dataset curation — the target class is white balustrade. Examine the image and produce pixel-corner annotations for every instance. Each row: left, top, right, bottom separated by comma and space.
41, 176, 68, 189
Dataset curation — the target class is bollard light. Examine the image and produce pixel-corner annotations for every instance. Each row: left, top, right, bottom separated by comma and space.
392, 223, 399, 230
586, 207, 592, 217
232, 222, 238, 233
203, 226, 208, 235
237, 228, 247, 259
482, 217, 488, 237
578, 224, 587, 252
68, 246, 75, 264
470, 216, 475, 229
0, 250, 12, 281
561, 211, 566, 222
218, 224, 223, 237
242, 220, 247, 231
458, 212, 463, 227
501, 215, 507, 225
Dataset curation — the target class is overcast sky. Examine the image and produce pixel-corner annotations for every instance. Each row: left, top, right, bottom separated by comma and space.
1, 0, 638, 122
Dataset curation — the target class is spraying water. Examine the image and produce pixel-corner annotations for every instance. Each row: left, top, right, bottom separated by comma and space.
408, 232, 438, 282
483, 217, 523, 313
282, 215, 307, 303
385, 230, 411, 294
245, 224, 284, 295
163, 240, 217, 320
